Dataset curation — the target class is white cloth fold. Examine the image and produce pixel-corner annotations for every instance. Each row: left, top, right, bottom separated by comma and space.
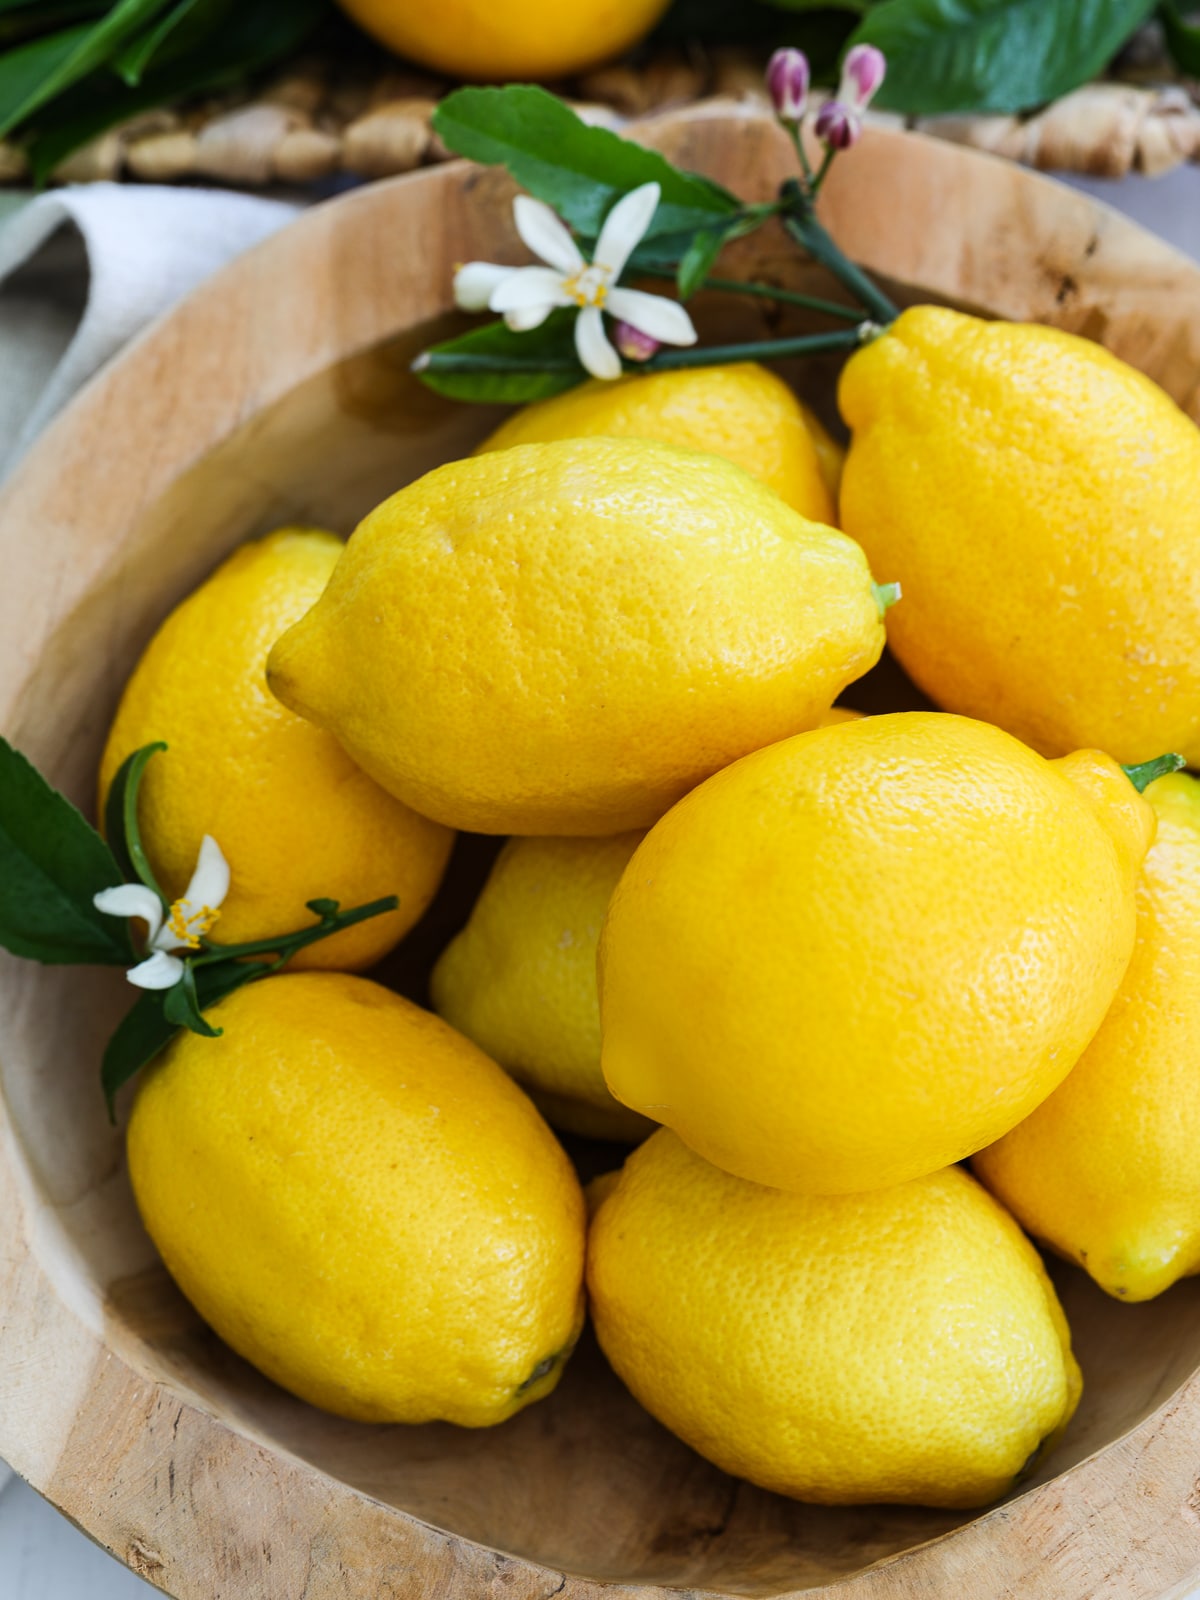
0, 183, 299, 478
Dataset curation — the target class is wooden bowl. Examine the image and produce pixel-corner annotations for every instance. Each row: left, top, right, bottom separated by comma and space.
3, 104, 1200, 1600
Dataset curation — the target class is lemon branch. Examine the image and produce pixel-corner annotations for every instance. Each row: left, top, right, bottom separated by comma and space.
780, 180, 900, 327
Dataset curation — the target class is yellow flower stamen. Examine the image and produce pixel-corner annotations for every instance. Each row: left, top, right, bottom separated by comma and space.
167, 900, 222, 948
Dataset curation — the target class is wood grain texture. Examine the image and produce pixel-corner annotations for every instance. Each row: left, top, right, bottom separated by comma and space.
3, 105, 1200, 1600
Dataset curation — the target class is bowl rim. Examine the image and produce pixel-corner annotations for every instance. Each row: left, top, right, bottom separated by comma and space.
3, 106, 1200, 1600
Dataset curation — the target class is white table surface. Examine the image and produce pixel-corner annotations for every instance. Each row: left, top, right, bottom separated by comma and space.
3, 159, 1200, 1599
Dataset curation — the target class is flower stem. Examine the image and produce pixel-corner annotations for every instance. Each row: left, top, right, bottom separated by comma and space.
638, 266, 862, 322
1122, 754, 1186, 793
780, 180, 899, 325
645, 327, 868, 371
190, 895, 400, 968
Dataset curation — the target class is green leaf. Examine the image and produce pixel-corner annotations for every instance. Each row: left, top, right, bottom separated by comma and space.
103, 741, 167, 901
1162, 0, 1200, 73
101, 988, 174, 1119
0, 736, 131, 966
0, 0, 174, 137
676, 227, 728, 300
163, 960, 221, 1036
432, 85, 739, 242
853, 0, 1158, 115
24, 0, 326, 177
111, 0, 209, 83
416, 309, 587, 404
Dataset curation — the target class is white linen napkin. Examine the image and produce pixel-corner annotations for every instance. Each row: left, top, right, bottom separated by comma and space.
0, 182, 299, 479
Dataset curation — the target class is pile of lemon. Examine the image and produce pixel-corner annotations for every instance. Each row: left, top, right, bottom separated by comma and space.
101, 306, 1200, 1510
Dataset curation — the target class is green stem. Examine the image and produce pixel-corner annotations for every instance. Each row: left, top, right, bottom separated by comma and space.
781, 183, 900, 325
645, 327, 869, 371
1121, 754, 1186, 793
190, 895, 399, 968
638, 266, 862, 322
871, 580, 902, 615
809, 146, 837, 197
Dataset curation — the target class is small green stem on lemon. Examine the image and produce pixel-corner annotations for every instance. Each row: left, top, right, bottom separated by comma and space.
872, 580, 902, 616
1121, 754, 1186, 793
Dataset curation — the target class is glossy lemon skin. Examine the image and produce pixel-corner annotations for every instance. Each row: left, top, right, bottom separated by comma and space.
99, 529, 453, 969
333, 0, 671, 81
267, 439, 885, 836
599, 712, 1153, 1194
840, 306, 1200, 765
432, 833, 654, 1142
477, 365, 839, 523
128, 973, 587, 1425
588, 1131, 1081, 1508
976, 771, 1200, 1302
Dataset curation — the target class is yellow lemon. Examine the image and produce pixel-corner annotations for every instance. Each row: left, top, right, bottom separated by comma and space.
599, 712, 1153, 1194
476, 365, 839, 522
588, 1131, 1081, 1508
839, 306, 1200, 765
128, 972, 586, 1425
976, 770, 1200, 1302
268, 439, 885, 836
432, 833, 654, 1142
99, 529, 453, 970
333, 0, 670, 80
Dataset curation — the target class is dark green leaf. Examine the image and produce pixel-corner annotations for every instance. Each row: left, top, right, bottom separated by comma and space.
676, 227, 727, 299
1162, 0, 1200, 72
760, 0, 867, 11
24, 0, 326, 176
0, 0, 174, 137
305, 897, 339, 917
0, 736, 131, 966
103, 740, 167, 901
111, 0, 213, 83
163, 961, 221, 1036
416, 309, 587, 404
432, 85, 738, 242
0, 0, 110, 50
101, 988, 174, 1119
854, 0, 1157, 116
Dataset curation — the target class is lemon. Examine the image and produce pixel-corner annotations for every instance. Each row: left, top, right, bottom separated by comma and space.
975, 770, 1200, 1302
333, 0, 671, 80
128, 972, 586, 1425
267, 439, 885, 836
432, 833, 654, 1142
840, 305, 1200, 765
588, 1131, 1081, 1508
599, 712, 1153, 1194
99, 529, 453, 970
477, 365, 839, 523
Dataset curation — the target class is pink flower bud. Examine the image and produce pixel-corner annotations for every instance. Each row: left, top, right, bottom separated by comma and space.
814, 99, 859, 151
841, 43, 886, 111
766, 48, 810, 122
614, 321, 660, 362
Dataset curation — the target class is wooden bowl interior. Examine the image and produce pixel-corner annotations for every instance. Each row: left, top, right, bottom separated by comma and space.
6, 114, 1200, 1596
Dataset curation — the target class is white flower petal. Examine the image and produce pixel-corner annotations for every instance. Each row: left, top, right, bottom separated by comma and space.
594, 182, 660, 280
513, 195, 583, 275
454, 261, 515, 311
575, 305, 621, 380
505, 304, 554, 332
181, 834, 230, 913
126, 950, 185, 990
606, 286, 698, 348
489, 266, 572, 314
93, 883, 164, 942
